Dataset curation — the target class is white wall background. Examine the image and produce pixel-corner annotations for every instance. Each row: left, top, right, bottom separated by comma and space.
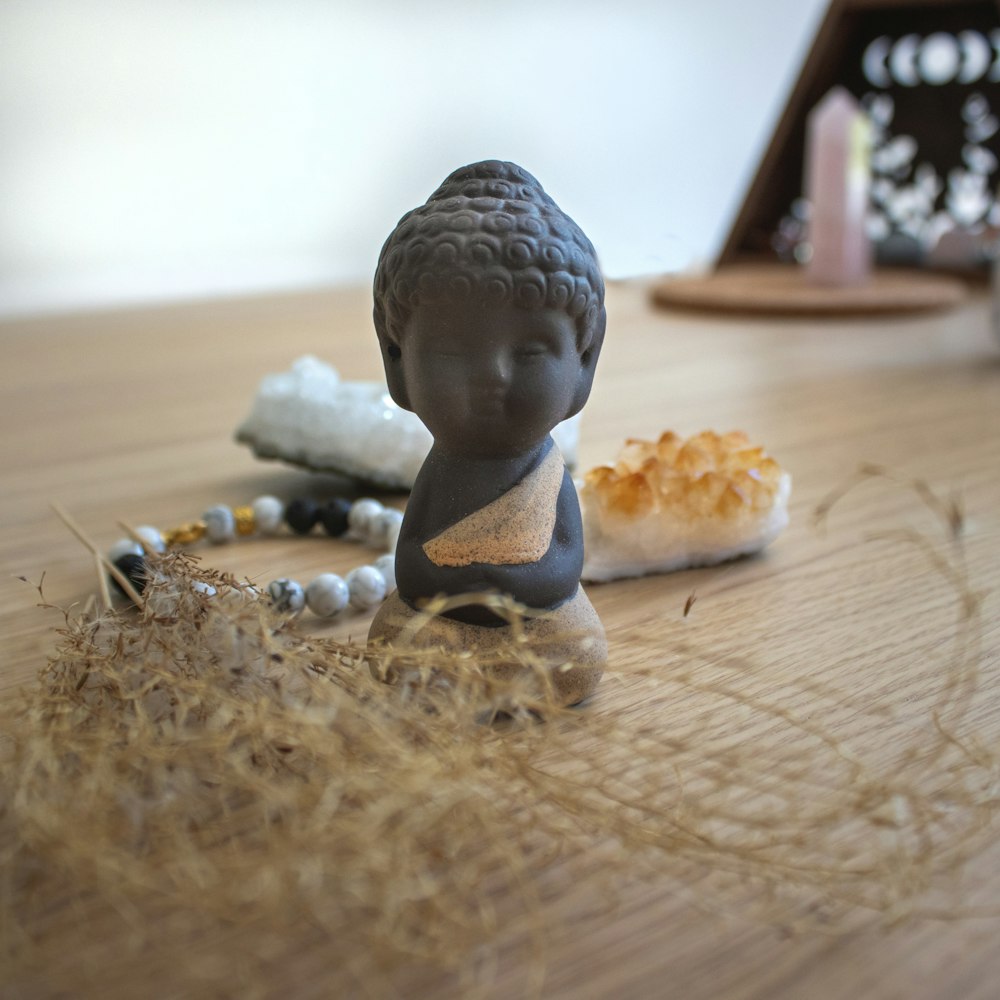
0, 0, 826, 317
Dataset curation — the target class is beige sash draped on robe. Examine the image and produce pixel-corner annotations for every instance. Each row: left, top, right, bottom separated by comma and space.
422, 445, 564, 568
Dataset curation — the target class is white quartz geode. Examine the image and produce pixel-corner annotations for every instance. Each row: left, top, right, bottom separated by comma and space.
235, 356, 580, 490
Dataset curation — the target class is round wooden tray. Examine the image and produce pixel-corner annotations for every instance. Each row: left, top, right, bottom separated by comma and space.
651, 263, 969, 317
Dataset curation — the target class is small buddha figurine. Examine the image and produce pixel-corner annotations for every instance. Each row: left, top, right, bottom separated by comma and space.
367, 160, 607, 704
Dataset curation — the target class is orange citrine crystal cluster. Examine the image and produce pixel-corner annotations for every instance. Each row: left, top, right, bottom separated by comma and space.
582, 430, 785, 521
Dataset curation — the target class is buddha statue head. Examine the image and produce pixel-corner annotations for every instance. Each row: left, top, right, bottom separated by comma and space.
373, 160, 606, 458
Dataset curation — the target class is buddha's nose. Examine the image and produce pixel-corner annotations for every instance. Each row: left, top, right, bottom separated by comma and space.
475, 353, 513, 390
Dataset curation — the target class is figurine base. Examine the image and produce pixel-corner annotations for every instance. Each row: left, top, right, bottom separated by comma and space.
367, 586, 607, 706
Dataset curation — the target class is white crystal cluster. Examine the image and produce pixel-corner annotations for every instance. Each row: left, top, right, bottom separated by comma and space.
236, 356, 580, 490
236, 356, 429, 489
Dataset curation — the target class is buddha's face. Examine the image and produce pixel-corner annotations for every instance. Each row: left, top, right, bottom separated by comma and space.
399, 298, 586, 459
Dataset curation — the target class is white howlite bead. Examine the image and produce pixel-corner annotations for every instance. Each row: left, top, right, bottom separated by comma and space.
108, 537, 144, 562
385, 515, 403, 554
370, 508, 404, 549
268, 578, 305, 613
348, 497, 384, 541
134, 525, 166, 553
203, 504, 236, 544
374, 554, 396, 593
252, 494, 284, 535
346, 565, 387, 610
305, 573, 350, 618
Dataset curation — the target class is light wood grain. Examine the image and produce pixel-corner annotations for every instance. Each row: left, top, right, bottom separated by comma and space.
1, 281, 998, 999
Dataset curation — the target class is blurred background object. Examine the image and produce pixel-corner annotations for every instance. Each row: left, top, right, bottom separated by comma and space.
0, 0, 827, 318
653, 0, 1000, 317
722, 0, 1000, 272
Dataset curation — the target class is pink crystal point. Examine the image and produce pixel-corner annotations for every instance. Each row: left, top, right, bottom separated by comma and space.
805, 86, 873, 287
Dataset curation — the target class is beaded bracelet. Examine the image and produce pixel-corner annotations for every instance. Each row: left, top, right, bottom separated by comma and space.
107, 495, 403, 619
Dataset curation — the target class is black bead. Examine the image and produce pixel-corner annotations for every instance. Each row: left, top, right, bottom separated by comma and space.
110, 553, 147, 599
319, 497, 351, 537
285, 498, 320, 535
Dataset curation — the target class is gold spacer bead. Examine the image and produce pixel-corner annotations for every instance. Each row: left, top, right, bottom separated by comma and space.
164, 520, 207, 547
233, 505, 256, 536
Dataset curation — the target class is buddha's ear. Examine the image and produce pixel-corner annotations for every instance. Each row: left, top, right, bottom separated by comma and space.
567, 306, 607, 418
378, 329, 412, 412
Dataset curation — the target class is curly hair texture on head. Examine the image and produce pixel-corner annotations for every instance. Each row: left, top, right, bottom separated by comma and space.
373, 160, 605, 353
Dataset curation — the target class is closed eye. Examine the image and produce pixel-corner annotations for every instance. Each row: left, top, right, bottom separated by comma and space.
516, 342, 550, 359
433, 344, 466, 359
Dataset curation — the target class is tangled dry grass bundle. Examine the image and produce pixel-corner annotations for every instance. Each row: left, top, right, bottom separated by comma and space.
1, 470, 996, 997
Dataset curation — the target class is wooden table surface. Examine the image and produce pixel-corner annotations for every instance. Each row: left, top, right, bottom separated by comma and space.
1, 280, 998, 998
